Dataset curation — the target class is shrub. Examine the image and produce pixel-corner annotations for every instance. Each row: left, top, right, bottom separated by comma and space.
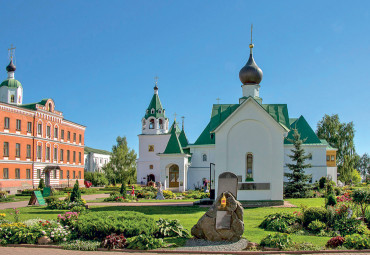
155, 218, 189, 238
101, 233, 126, 250
44, 196, 58, 205
0, 222, 41, 244
343, 234, 370, 249
126, 234, 164, 250
183, 190, 210, 199
334, 187, 341, 196
352, 189, 370, 219
38, 178, 45, 189
303, 207, 327, 226
326, 194, 337, 207
319, 177, 326, 189
307, 220, 326, 234
70, 206, 86, 213
120, 183, 127, 198
57, 212, 79, 226
62, 240, 100, 251
260, 233, 292, 249
163, 190, 175, 199
70, 181, 81, 202
75, 211, 158, 239
333, 217, 369, 236
259, 212, 301, 233
326, 236, 345, 248
288, 242, 322, 251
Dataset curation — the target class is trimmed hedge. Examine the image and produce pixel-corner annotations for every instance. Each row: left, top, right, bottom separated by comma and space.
75, 211, 158, 239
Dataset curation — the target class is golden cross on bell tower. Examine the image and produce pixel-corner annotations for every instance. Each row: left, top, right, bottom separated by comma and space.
154, 76, 159, 86
249, 24, 254, 53
8, 44, 16, 60
174, 112, 177, 121
216, 97, 221, 104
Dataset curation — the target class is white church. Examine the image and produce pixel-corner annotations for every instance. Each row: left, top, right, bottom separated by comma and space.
137, 41, 337, 202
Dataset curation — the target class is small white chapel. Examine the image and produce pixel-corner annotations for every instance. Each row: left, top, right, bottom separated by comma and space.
136, 36, 337, 202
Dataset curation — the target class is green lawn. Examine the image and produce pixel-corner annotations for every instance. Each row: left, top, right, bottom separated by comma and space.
0, 198, 330, 247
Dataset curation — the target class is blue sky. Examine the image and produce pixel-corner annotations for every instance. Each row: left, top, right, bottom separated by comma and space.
2, 0, 369, 155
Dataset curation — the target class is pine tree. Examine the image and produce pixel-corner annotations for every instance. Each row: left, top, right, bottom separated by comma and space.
120, 182, 127, 198
285, 129, 312, 198
70, 180, 81, 202
38, 178, 45, 189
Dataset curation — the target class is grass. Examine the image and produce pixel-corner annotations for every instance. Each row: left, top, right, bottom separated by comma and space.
0, 198, 331, 247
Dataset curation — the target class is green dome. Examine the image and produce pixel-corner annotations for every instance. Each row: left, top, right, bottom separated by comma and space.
0, 79, 22, 89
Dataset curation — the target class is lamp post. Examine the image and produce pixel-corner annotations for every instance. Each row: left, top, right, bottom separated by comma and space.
210, 163, 215, 200
67, 174, 70, 187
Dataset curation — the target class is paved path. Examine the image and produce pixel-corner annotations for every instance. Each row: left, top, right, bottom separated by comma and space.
87, 201, 194, 207
0, 193, 109, 210
1, 247, 369, 255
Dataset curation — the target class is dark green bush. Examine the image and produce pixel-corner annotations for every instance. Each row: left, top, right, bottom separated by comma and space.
44, 196, 58, 205
126, 235, 163, 250
259, 212, 301, 233
319, 177, 326, 189
260, 233, 292, 249
303, 207, 327, 226
38, 178, 45, 189
70, 180, 81, 202
120, 183, 127, 198
326, 194, 337, 207
333, 217, 369, 236
343, 234, 370, 249
307, 220, 326, 234
75, 211, 158, 239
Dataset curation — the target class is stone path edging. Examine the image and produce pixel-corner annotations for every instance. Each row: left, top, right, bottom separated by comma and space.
4, 244, 370, 254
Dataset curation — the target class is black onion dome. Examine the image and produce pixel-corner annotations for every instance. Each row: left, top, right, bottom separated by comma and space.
6, 59, 16, 72
239, 49, 263, 85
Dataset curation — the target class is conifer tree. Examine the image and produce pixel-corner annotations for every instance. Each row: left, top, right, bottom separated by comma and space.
38, 178, 45, 189
70, 180, 81, 202
285, 129, 312, 198
120, 182, 127, 198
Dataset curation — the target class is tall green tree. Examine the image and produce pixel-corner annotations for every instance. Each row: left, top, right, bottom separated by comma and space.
316, 114, 357, 183
102, 136, 137, 185
285, 129, 312, 198
358, 153, 370, 176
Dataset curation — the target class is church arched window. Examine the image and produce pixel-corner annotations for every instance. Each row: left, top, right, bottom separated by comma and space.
151, 108, 155, 114
202, 154, 207, 162
246, 153, 253, 180
149, 119, 155, 129
159, 119, 163, 129
49, 103, 53, 112
10, 95, 15, 103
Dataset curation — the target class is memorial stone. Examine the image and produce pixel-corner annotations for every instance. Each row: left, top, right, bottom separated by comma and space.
218, 172, 238, 198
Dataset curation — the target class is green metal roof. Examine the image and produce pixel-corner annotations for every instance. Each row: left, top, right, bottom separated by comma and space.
144, 93, 166, 119
163, 125, 184, 154
193, 99, 291, 146
178, 129, 189, 147
84, 146, 111, 155
284, 115, 322, 144
168, 120, 181, 134
20, 99, 50, 110
319, 139, 337, 150
0, 79, 22, 88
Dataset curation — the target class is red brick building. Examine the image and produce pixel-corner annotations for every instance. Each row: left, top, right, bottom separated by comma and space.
0, 58, 85, 194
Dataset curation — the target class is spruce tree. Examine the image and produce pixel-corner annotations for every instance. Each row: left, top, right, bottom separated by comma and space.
38, 178, 45, 189
70, 180, 81, 202
120, 182, 127, 198
285, 129, 312, 198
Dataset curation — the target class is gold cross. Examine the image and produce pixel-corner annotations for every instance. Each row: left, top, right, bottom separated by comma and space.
174, 112, 177, 121
8, 44, 16, 60
216, 97, 221, 104
154, 76, 159, 86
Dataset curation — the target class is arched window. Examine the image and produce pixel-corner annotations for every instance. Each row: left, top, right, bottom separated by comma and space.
158, 109, 162, 113
49, 103, 52, 112
151, 108, 155, 114
246, 153, 253, 180
202, 154, 207, 162
159, 119, 163, 129
10, 95, 15, 103
149, 119, 155, 129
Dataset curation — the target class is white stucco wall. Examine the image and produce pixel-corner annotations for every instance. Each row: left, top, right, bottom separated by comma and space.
137, 133, 170, 184
84, 152, 111, 172
214, 99, 285, 201
159, 154, 189, 192
283, 145, 335, 183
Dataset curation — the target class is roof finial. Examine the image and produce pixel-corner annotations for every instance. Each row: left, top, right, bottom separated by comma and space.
8, 44, 16, 60
174, 112, 177, 121
153, 76, 159, 93
249, 24, 254, 54
216, 97, 221, 104
181, 116, 185, 130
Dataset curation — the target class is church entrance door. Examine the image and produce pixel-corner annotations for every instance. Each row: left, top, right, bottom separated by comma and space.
169, 164, 179, 188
